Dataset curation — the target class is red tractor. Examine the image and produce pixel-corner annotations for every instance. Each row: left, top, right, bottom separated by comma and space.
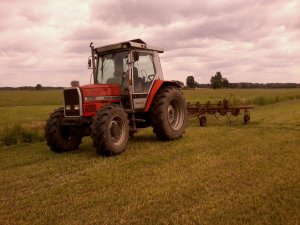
45, 39, 187, 156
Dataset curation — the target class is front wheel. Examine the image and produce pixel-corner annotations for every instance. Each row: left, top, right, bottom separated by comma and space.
149, 86, 187, 141
91, 105, 129, 156
45, 108, 82, 152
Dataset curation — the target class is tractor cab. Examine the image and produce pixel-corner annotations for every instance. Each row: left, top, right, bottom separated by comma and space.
46, 39, 187, 156
87, 39, 165, 112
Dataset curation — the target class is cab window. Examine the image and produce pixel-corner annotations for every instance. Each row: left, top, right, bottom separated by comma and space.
133, 52, 156, 93
97, 51, 128, 85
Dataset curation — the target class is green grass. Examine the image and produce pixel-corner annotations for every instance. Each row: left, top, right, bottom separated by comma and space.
1, 88, 300, 129
184, 88, 300, 106
0, 124, 44, 146
0, 90, 62, 144
0, 89, 300, 224
0, 90, 63, 106
0, 105, 59, 128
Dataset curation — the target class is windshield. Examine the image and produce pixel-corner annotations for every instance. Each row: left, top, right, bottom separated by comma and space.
97, 51, 128, 85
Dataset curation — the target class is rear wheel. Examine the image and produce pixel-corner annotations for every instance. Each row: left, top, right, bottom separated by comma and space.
244, 113, 250, 124
150, 86, 187, 141
199, 116, 207, 127
231, 108, 240, 116
91, 105, 129, 156
45, 108, 82, 152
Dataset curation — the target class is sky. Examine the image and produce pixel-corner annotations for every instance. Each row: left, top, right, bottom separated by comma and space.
0, 0, 299, 87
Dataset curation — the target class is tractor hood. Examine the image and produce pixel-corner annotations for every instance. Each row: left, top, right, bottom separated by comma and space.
79, 84, 121, 102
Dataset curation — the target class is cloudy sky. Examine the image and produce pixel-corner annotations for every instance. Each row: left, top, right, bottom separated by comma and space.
0, 0, 299, 87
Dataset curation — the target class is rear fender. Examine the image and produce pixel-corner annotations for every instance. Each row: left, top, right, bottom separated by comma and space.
144, 80, 181, 112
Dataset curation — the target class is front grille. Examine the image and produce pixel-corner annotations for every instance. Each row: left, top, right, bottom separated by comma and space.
64, 88, 81, 116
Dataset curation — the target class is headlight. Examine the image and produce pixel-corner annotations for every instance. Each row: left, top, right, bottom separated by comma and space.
74, 105, 80, 110
65, 105, 71, 110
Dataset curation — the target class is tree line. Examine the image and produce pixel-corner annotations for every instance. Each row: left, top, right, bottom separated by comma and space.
181, 72, 300, 89
185, 72, 230, 89
1, 77, 299, 90
0, 84, 64, 91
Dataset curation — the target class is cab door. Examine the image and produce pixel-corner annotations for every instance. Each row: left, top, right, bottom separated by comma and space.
131, 50, 157, 111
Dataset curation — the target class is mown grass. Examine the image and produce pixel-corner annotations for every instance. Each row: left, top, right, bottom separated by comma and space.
0, 89, 300, 224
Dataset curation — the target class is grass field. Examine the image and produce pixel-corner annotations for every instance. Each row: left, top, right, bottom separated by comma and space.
0, 89, 299, 225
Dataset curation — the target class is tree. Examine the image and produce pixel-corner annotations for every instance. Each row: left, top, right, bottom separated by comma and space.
35, 84, 42, 90
222, 78, 229, 88
186, 76, 196, 88
210, 72, 229, 89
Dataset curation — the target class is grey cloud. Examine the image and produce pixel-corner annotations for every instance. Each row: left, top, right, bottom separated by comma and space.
0, 0, 47, 31
0, 27, 53, 54
18, 8, 46, 22
90, 0, 242, 26
148, 12, 271, 51
90, 0, 285, 27
64, 41, 93, 54
91, 0, 182, 26
72, 0, 296, 55
0, 39, 39, 53
0, 0, 299, 87
66, 25, 112, 41
63, 23, 119, 53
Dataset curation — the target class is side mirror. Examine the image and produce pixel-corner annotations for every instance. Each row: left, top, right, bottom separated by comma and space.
133, 52, 139, 62
88, 57, 92, 69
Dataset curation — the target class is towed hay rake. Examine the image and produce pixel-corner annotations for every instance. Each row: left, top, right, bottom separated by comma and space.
187, 94, 255, 126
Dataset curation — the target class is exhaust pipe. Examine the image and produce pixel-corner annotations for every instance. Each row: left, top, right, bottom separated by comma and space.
89, 42, 97, 83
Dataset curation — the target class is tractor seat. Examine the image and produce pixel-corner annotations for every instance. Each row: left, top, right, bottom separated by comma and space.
133, 67, 145, 93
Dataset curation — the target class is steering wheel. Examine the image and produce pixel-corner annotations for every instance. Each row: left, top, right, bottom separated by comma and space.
147, 74, 155, 81
141, 70, 155, 81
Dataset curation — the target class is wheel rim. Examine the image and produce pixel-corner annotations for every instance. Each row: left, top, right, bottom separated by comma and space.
167, 98, 184, 131
109, 115, 126, 146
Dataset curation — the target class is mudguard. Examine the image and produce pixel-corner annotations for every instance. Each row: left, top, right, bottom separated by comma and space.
144, 80, 181, 112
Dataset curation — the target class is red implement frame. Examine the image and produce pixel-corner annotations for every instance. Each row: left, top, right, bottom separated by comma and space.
187, 96, 255, 126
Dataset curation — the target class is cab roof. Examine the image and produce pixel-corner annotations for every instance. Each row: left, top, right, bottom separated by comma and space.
95, 39, 164, 54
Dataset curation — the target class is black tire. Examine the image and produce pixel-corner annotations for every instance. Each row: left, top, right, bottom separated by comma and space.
91, 104, 129, 156
149, 86, 187, 141
231, 108, 240, 116
244, 113, 250, 124
45, 108, 82, 152
199, 116, 207, 127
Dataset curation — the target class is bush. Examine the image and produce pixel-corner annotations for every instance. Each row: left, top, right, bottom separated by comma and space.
0, 125, 44, 147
